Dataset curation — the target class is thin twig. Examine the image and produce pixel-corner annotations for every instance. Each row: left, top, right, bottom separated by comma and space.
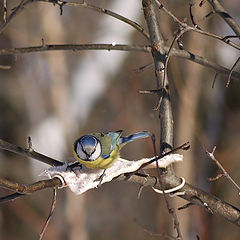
208, 173, 224, 182
178, 202, 195, 210
154, 0, 240, 50
204, 11, 214, 19
134, 62, 153, 73
226, 57, 240, 87
156, 164, 183, 239
206, 146, 240, 195
212, 72, 218, 88
161, 28, 186, 105
3, 0, 7, 22
189, 3, 201, 29
139, 88, 165, 94
151, 132, 183, 240
39, 188, 57, 240
169, 48, 240, 81
0, 0, 32, 34
0, 192, 25, 203
222, 35, 240, 41
134, 219, 175, 240
139, 143, 189, 171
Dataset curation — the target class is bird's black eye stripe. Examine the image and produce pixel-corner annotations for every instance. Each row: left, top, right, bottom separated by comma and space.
81, 143, 91, 158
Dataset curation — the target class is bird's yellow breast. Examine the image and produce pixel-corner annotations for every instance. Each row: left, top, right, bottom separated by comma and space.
73, 145, 120, 169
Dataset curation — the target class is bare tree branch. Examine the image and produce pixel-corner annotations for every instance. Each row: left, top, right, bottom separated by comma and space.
0, 43, 152, 55
154, 0, 240, 50
206, 146, 240, 195
0, 0, 31, 34
0, 176, 62, 193
0, 43, 239, 81
207, 0, 240, 37
226, 57, 240, 87
0, 0, 149, 40
118, 174, 240, 227
39, 188, 57, 240
0, 192, 25, 203
0, 138, 63, 166
0, 139, 240, 227
142, 0, 182, 238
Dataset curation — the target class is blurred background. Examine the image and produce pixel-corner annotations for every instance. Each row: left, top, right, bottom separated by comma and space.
0, 0, 240, 239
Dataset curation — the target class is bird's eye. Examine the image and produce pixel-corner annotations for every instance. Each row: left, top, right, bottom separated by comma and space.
74, 135, 101, 161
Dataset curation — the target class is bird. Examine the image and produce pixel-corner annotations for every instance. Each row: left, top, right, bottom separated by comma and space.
73, 130, 153, 170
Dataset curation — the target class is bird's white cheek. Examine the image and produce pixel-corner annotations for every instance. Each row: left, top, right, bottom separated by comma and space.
90, 142, 101, 160
76, 142, 87, 160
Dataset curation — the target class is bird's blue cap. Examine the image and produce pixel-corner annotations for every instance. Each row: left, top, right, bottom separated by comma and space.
80, 135, 98, 148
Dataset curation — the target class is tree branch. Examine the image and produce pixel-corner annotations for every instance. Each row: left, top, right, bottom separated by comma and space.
154, 0, 240, 51
142, 0, 182, 237
0, 177, 62, 193
0, 43, 239, 81
207, 0, 240, 37
0, 139, 240, 227
0, 0, 32, 34
206, 146, 240, 195
0, 0, 149, 40
0, 43, 152, 55
118, 174, 240, 227
0, 138, 63, 166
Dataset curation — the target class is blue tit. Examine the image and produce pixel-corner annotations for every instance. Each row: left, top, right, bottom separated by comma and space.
73, 130, 152, 170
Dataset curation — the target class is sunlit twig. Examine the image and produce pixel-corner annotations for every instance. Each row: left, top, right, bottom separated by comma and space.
206, 146, 240, 195
39, 189, 57, 240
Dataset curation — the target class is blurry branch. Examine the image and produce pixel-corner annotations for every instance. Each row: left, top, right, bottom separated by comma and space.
0, 138, 63, 166
135, 219, 175, 239
3, 0, 6, 22
0, 0, 149, 40
118, 174, 240, 227
0, 64, 11, 69
39, 189, 57, 240
170, 48, 240, 81
189, 3, 201, 29
208, 173, 224, 182
0, 0, 6, 24
0, 192, 25, 203
226, 57, 240, 87
154, 0, 240, 50
38, 0, 150, 40
44, 0, 150, 40
0, 138, 240, 227
206, 146, 240, 195
0, 43, 239, 81
207, 0, 240, 37
0, 176, 62, 194
1, 170, 240, 227
0, 43, 152, 54
0, 0, 32, 34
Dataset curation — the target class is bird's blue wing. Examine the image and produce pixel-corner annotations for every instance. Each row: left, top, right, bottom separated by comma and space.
101, 130, 123, 159
107, 130, 123, 148
119, 131, 152, 146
